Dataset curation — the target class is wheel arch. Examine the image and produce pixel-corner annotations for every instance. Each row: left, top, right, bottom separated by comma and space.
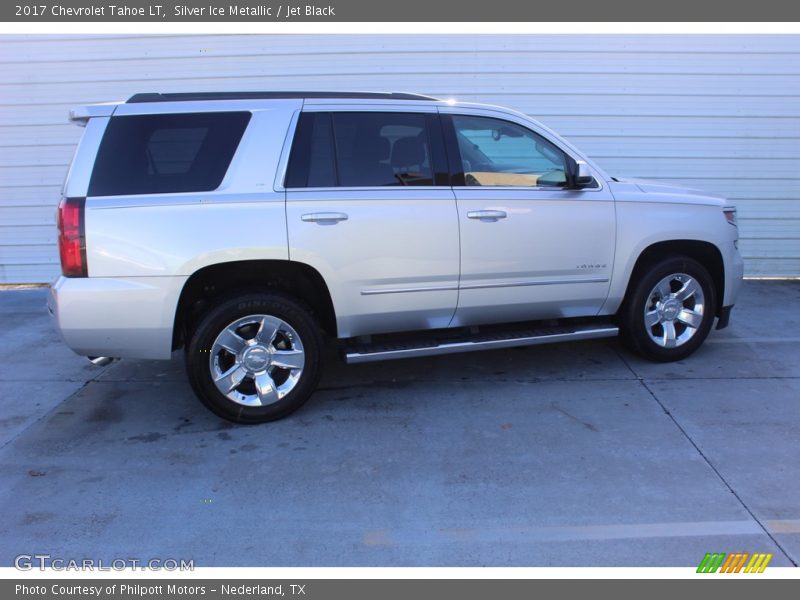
172, 259, 336, 351
620, 239, 725, 317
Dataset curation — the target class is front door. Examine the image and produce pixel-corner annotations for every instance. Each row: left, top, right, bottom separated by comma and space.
442, 111, 616, 326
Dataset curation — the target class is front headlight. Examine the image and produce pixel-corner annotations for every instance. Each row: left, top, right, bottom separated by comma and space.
723, 206, 738, 227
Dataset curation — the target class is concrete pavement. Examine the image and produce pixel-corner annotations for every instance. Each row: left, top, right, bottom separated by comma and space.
0, 282, 797, 567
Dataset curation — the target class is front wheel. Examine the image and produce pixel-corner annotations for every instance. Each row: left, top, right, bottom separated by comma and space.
620, 256, 717, 362
186, 293, 323, 423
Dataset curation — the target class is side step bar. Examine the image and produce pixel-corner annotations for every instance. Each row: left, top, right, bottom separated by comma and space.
345, 324, 619, 364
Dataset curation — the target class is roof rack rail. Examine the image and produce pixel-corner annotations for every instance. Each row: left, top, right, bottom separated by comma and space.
127, 91, 439, 103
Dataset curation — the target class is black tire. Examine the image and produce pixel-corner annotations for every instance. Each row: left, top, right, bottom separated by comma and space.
185, 292, 323, 423
620, 256, 717, 362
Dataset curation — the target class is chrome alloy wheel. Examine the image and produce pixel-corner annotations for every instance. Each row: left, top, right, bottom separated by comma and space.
209, 314, 305, 407
644, 273, 705, 349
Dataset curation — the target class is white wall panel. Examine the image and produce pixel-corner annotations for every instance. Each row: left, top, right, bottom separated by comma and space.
0, 34, 798, 282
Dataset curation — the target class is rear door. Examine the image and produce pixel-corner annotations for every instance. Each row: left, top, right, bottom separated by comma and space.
285, 106, 460, 338
441, 108, 616, 326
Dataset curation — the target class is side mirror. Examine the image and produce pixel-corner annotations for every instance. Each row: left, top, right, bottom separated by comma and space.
567, 158, 595, 189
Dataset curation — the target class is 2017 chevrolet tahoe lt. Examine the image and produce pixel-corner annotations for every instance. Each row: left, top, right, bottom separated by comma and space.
48, 92, 744, 423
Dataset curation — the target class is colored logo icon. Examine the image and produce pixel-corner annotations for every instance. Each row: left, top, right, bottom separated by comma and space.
697, 552, 773, 573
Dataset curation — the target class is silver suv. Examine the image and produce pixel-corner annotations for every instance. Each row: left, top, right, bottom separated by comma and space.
49, 92, 744, 423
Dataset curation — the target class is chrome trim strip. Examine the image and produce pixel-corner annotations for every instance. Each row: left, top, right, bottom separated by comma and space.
361, 285, 458, 296
345, 325, 620, 364
284, 185, 602, 193
287, 185, 456, 192
361, 277, 608, 296
459, 277, 609, 290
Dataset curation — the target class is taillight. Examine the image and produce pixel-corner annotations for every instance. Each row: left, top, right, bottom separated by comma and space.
57, 197, 87, 277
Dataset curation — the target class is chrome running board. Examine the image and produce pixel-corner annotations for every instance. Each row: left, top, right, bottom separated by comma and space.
344, 324, 619, 364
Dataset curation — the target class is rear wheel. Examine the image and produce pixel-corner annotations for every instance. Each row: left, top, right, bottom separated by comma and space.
620, 256, 717, 362
186, 293, 323, 423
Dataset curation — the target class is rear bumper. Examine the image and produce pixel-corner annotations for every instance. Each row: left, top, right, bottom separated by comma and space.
48, 275, 187, 360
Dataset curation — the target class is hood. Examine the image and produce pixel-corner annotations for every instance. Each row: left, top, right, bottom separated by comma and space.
609, 177, 728, 207
623, 178, 706, 195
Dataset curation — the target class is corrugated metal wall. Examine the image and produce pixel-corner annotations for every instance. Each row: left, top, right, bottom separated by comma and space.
1, 34, 798, 282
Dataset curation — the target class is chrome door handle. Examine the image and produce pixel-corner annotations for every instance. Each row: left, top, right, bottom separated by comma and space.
467, 210, 507, 221
301, 212, 349, 223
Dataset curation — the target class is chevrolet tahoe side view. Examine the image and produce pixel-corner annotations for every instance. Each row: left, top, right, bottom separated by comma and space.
48, 92, 744, 423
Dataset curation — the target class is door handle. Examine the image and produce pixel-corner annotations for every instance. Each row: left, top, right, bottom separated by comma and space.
301, 212, 349, 223
467, 210, 507, 221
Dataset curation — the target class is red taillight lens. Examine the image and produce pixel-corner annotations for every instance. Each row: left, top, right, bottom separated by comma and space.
57, 197, 87, 277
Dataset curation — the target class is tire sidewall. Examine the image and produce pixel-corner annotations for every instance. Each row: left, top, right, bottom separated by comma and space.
186, 293, 323, 423
622, 256, 717, 362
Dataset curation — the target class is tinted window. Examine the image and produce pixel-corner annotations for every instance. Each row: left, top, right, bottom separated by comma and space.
285, 112, 435, 188
452, 115, 568, 187
88, 112, 250, 196
285, 113, 337, 188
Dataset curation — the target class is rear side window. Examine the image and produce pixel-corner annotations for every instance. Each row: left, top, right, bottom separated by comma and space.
285, 112, 437, 188
88, 112, 250, 196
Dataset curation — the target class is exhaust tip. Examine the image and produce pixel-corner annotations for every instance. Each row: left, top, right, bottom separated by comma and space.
87, 356, 115, 367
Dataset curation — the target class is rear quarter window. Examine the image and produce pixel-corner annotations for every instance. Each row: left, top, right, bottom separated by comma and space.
87, 112, 251, 197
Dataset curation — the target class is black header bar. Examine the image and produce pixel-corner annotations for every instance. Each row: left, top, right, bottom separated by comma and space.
4, 0, 800, 22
